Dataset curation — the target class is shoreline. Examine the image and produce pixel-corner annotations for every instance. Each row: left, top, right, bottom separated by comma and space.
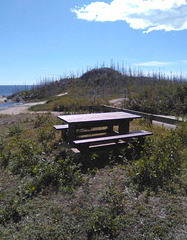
0, 101, 47, 115
0, 96, 8, 104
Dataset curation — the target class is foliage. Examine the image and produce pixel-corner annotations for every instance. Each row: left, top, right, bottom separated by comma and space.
1, 63, 186, 239
0, 136, 11, 168
0, 111, 186, 239
11, 66, 187, 116
124, 83, 187, 116
176, 122, 187, 146
9, 139, 40, 176
87, 188, 125, 239
21, 155, 82, 198
29, 94, 103, 113
34, 112, 53, 128
8, 124, 23, 138
37, 128, 55, 153
128, 128, 185, 192
0, 197, 23, 226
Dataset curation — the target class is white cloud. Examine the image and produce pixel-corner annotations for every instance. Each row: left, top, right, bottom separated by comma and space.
180, 60, 187, 64
72, 0, 187, 32
135, 61, 171, 67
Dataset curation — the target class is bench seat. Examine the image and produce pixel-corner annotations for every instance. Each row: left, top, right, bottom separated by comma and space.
53, 124, 69, 140
73, 130, 152, 145
53, 124, 68, 130
73, 130, 152, 153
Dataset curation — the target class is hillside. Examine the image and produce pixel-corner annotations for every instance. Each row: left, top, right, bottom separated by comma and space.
10, 67, 187, 116
80, 67, 123, 86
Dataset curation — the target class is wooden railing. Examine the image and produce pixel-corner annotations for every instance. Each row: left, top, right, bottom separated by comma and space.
89, 105, 186, 126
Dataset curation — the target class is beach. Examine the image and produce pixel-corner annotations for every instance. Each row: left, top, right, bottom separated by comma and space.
0, 101, 47, 115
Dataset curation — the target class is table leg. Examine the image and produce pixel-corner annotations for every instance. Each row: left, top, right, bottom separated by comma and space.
107, 124, 114, 135
119, 120, 129, 134
68, 124, 76, 143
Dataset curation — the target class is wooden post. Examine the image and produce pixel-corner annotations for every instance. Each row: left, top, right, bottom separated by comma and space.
107, 123, 114, 135
68, 124, 76, 143
119, 120, 129, 134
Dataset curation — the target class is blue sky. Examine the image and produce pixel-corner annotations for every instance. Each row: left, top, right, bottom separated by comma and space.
1, 0, 187, 85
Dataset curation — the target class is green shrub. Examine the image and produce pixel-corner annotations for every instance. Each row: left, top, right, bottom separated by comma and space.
176, 122, 187, 146
130, 130, 183, 191
124, 83, 187, 115
22, 155, 82, 198
37, 128, 55, 153
8, 124, 23, 138
0, 136, 11, 168
87, 188, 125, 239
9, 139, 40, 176
0, 198, 22, 225
87, 207, 119, 239
34, 113, 53, 128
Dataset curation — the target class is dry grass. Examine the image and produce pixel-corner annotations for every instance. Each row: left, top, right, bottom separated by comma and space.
0, 112, 186, 239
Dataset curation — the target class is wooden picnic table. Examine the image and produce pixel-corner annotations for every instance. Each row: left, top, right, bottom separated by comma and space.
58, 111, 141, 143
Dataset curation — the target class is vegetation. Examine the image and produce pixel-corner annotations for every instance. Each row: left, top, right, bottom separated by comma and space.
1, 64, 186, 239
0, 111, 186, 239
29, 95, 104, 113
10, 65, 187, 117
123, 83, 187, 116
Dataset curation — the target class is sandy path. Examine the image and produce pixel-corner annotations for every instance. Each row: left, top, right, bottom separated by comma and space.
0, 101, 47, 115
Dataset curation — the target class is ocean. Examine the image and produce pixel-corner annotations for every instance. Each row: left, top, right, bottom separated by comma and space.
0, 85, 33, 97
0, 85, 33, 108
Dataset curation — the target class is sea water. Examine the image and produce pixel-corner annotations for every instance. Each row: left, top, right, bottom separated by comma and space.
0, 85, 32, 97
0, 85, 33, 108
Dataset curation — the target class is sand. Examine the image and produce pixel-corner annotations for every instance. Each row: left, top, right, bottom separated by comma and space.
0, 101, 47, 115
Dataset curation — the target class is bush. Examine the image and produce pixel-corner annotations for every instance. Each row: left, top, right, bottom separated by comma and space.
8, 124, 23, 138
21, 155, 82, 198
124, 83, 187, 116
0, 136, 11, 168
34, 113, 53, 128
37, 128, 55, 153
87, 187, 126, 239
9, 139, 40, 176
130, 130, 183, 191
0, 198, 22, 225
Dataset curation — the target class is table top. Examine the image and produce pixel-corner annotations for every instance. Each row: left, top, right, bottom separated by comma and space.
58, 111, 141, 124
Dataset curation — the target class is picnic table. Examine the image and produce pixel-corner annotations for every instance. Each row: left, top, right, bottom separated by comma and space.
54, 112, 152, 154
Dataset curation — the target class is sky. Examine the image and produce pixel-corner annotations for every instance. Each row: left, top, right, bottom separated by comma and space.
1, 0, 187, 85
